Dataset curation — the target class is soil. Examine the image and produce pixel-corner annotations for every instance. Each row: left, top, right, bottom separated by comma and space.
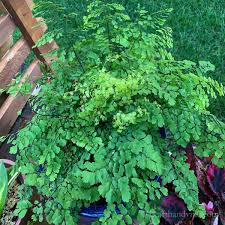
0, 180, 20, 225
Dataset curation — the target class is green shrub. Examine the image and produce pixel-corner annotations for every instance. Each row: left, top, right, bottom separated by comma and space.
12, 1, 225, 224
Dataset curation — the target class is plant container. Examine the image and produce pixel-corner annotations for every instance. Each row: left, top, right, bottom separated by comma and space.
1, 159, 23, 225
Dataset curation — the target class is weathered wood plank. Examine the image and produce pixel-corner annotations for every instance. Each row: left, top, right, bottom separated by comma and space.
0, 1, 7, 14
0, 14, 16, 47
36, 17, 48, 33
1, 0, 56, 63
25, 0, 33, 10
0, 59, 41, 135
0, 36, 13, 59
0, 37, 30, 89
0, 92, 8, 108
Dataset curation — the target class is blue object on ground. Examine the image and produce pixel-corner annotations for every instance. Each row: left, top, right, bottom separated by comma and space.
80, 204, 120, 218
19, 63, 27, 74
159, 127, 166, 139
38, 165, 44, 173
155, 176, 162, 183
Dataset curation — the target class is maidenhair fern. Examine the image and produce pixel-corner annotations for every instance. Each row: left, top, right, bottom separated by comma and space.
11, 1, 225, 225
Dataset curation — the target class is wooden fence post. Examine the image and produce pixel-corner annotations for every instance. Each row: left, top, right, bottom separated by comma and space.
0, 0, 57, 136
0, 2, 13, 59
0, 1, 7, 13
1, 0, 54, 64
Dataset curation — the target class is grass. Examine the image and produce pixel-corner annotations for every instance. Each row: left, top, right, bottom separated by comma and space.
144, 0, 225, 118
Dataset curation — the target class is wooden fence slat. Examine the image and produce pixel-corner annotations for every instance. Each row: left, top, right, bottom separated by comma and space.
0, 4, 13, 61
0, 0, 58, 137
0, 14, 16, 47
0, 92, 8, 108
1, 0, 33, 13
0, 37, 30, 89
0, 2, 7, 14
1, 0, 55, 63
36, 17, 48, 33
0, 36, 13, 59
25, 0, 33, 10
0, 59, 41, 135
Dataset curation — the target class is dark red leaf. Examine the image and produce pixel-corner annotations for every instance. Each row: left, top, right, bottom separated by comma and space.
185, 145, 196, 171
220, 214, 225, 225
207, 164, 225, 197
216, 203, 225, 225
161, 194, 187, 225
196, 159, 215, 199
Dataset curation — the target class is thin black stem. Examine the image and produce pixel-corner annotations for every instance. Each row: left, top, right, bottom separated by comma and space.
74, 50, 85, 73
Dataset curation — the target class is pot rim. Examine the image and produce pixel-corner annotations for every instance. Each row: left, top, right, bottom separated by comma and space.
0, 159, 15, 166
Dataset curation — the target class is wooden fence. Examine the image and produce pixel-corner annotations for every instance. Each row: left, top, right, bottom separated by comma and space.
0, 0, 56, 136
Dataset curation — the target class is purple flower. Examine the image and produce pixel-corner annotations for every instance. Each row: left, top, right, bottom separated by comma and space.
203, 201, 214, 213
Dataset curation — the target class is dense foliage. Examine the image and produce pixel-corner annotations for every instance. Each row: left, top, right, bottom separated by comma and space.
33, 0, 225, 118
11, 1, 225, 224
